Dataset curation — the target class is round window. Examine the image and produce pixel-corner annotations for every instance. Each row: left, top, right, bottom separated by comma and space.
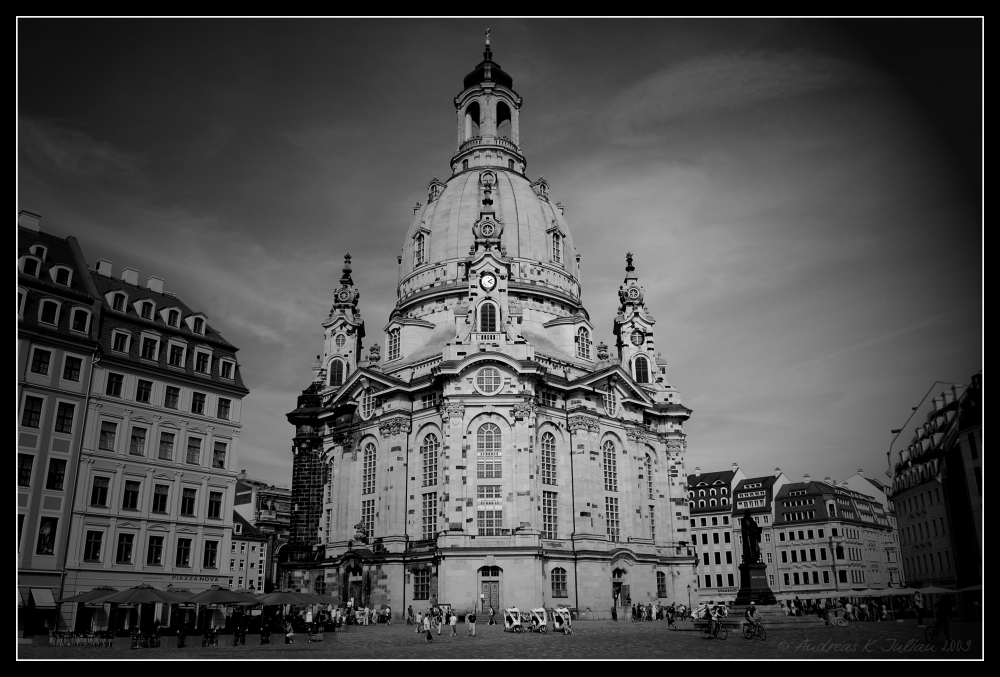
475, 367, 503, 395
628, 287, 640, 300
630, 330, 644, 346
359, 389, 375, 420
335, 334, 346, 349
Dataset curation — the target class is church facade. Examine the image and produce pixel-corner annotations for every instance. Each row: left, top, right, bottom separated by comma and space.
285, 40, 697, 619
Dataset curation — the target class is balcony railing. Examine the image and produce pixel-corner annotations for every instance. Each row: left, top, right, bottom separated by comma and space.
457, 136, 522, 154
471, 332, 502, 343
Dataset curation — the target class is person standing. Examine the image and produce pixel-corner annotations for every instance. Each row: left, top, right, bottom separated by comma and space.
450, 611, 458, 636
407, 605, 414, 626
415, 610, 423, 633
488, 606, 496, 625
437, 610, 444, 635
423, 612, 433, 643
468, 611, 477, 637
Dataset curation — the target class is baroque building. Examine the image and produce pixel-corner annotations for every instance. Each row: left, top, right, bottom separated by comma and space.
285, 40, 698, 618
686, 464, 746, 604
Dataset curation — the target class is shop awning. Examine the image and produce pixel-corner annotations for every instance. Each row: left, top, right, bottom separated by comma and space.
29, 588, 56, 609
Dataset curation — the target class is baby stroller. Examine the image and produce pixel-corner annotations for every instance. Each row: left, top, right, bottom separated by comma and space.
503, 607, 524, 633
552, 607, 573, 635
529, 608, 548, 633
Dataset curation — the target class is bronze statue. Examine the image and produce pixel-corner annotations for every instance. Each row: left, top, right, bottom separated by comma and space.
741, 509, 762, 563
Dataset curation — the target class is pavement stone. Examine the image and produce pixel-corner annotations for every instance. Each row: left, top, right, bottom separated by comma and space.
17, 619, 982, 660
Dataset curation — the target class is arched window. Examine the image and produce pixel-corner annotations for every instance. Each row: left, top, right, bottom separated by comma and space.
656, 571, 667, 597
496, 101, 512, 139
551, 567, 568, 598
421, 433, 439, 486
710, 499, 716, 507
541, 432, 556, 485
479, 302, 497, 332
710, 489, 716, 496
414, 233, 425, 266
329, 360, 345, 387
477, 423, 501, 478
721, 498, 728, 506
112, 293, 126, 312
634, 355, 650, 384
71, 308, 90, 333
699, 500, 705, 508
602, 440, 618, 492
360, 389, 375, 420
387, 328, 400, 361
22, 258, 40, 277
645, 454, 654, 500
475, 367, 502, 395
552, 233, 561, 263
362, 442, 376, 495
721, 487, 728, 495
39, 299, 59, 325
464, 102, 481, 140
699, 490, 705, 497
603, 385, 618, 417
576, 327, 591, 359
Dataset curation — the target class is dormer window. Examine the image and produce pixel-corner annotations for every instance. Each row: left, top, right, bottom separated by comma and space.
112, 293, 126, 312
576, 327, 591, 359
29, 244, 47, 260
140, 302, 154, 320
387, 329, 400, 361
39, 299, 60, 325
53, 267, 71, 286
21, 257, 40, 277
71, 308, 91, 333
168, 341, 187, 368
193, 318, 204, 334
194, 349, 211, 374
168, 309, 180, 327
220, 359, 235, 380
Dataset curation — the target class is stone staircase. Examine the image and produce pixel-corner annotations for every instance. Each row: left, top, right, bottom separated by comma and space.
675, 604, 827, 631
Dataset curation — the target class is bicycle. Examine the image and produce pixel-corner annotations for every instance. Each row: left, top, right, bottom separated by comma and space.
742, 621, 766, 641
924, 624, 937, 643
701, 621, 728, 640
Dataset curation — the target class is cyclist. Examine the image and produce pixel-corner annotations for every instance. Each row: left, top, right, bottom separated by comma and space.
745, 601, 761, 634
708, 604, 722, 637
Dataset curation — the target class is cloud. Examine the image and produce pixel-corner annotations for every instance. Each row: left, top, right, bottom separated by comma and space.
19, 118, 145, 180
598, 50, 883, 144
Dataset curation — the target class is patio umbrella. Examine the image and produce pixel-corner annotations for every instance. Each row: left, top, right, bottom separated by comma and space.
960, 584, 982, 592
256, 590, 314, 605
885, 587, 916, 595
914, 586, 955, 594
57, 586, 118, 604
93, 584, 190, 605
187, 587, 261, 605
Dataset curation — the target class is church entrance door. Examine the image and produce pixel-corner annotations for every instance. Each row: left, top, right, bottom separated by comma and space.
482, 582, 499, 612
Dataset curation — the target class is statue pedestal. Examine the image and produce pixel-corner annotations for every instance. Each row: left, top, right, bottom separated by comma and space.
735, 563, 777, 605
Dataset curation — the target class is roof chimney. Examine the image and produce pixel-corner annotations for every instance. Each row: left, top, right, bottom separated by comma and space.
95, 259, 113, 277
147, 276, 164, 293
824, 476, 832, 484
803, 473, 811, 482
121, 267, 139, 285
18, 209, 41, 232
774, 467, 782, 477
694, 466, 701, 477
857, 469, 864, 477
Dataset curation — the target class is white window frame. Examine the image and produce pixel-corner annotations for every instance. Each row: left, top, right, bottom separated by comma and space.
138, 331, 162, 362
160, 306, 182, 328
107, 291, 129, 313
412, 227, 431, 267
48, 264, 74, 287
17, 286, 28, 318
473, 367, 503, 396
111, 329, 132, 354
359, 389, 375, 420
28, 345, 54, 376
185, 314, 208, 335
603, 385, 618, 417
69, 307, 92, 335
386, 328, 401, 362
38, 298, 63, 326
193, 347, 213, 375
166, 339, 188, 368
29, 244, 48, 260
60, 350, 86, 384
328, 358, 345, 387
133, 299, 157, 321
576, 327, 591, 359
477, 300, 499, 333
219, 358, 236, 380
19, 255, 42, 277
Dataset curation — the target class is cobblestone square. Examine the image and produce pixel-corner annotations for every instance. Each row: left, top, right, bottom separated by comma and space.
18, 619, 982, 660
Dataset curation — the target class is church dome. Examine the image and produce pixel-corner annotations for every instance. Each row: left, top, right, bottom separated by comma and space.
463, 45, 514, 91
398, 168, 581, 306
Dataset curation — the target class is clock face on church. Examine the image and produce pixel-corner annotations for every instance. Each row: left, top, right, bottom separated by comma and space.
480, 273, 497, 292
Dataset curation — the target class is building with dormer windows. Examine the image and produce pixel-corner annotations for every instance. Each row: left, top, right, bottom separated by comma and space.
284, 39, 698, 618
686, 464, 746, 605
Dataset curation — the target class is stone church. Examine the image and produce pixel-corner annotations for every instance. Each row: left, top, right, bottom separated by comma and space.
285, 39, 698, 619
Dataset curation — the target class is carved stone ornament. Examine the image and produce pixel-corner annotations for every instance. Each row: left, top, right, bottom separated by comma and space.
596, 341, 610, 361
330, 430, 352, 447
568, 415, 598, 434
379, 417, 412, 440
512, 401, 537, 421
626, 427, 648, 445
368, 344, 381, 364
353, 521, 369, 543
444, 403, 465, 427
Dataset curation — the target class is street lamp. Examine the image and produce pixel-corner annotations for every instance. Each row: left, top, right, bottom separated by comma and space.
687, 584, 691, 610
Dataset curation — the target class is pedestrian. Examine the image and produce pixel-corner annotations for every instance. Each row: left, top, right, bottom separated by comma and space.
424, 612, 433, 643
284, 620, 294, 644
468, 611, 477, 636
415, 610, 423, 633
407, 605, 414, 626
450, 610, 458, 636
489, 606, 496, 625
437, 610, 444, 635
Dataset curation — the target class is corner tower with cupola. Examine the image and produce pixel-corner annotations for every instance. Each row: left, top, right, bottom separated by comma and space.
285, 36, 698, 618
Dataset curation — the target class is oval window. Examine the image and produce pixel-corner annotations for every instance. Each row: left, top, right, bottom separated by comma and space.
475, 367, 502, 395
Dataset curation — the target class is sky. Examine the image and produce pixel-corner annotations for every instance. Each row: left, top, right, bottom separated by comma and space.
17, 19, 982, 487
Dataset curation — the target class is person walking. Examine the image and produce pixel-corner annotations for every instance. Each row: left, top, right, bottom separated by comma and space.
450, 610, 458, 636
407, 605, 414, 626
468, 611, 477, 637
423, 612, 433, 643
437, 610, 444, 635
415, 610, 423, 633
488, 606, 496, 625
